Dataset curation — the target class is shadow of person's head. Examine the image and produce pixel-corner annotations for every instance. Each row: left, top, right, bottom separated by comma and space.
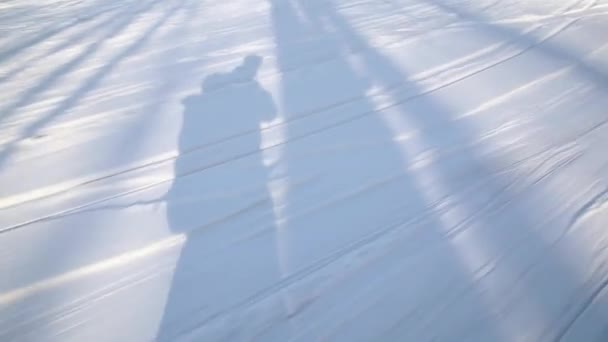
234, 54, 263, 80
202, 55, 263, 93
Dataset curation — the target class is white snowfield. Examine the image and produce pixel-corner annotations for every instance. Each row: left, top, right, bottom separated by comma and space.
1, 0, 608, 340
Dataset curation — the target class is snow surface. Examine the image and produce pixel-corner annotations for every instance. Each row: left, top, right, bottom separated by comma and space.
1, 0, 608, 340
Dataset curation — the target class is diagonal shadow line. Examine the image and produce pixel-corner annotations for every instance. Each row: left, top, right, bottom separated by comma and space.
137, 0, 202, 119
0, 0, 188, 171
268, 0, 505, 340
23, 0, 190, 129
0, 0, 126, 65
426, 0, 608, 87
77, 0, 201, 198
0, 6, 133, 89
0, 3, 193, 336
312, 1, 603, 340
0, 0, 164, 125
266, 1, 509, 340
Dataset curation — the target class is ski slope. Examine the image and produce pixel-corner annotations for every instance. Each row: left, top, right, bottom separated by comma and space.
1, 0, 608, 340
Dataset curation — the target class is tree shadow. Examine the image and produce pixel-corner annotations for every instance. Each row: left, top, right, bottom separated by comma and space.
0, 0, 162, 128
426, 0, 608, 87
261, 0, 604, 340
0, 0, 122, 65
0, 0, 183, 171
0, 1, 205, 339
305, 0, 603, 340
157, 55, 287, 341
0, 4, 130, 87
264, 0, 507, 340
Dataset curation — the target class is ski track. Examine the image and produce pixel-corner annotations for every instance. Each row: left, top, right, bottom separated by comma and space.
1, 0, 608, 341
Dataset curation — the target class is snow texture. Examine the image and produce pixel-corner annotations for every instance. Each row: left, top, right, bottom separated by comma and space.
1, 0, 608, 341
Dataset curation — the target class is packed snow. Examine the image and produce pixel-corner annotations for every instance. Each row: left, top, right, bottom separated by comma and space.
1, 0, 608, 340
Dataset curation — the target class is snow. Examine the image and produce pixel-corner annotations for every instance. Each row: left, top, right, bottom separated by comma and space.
1, 0, 608, 340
